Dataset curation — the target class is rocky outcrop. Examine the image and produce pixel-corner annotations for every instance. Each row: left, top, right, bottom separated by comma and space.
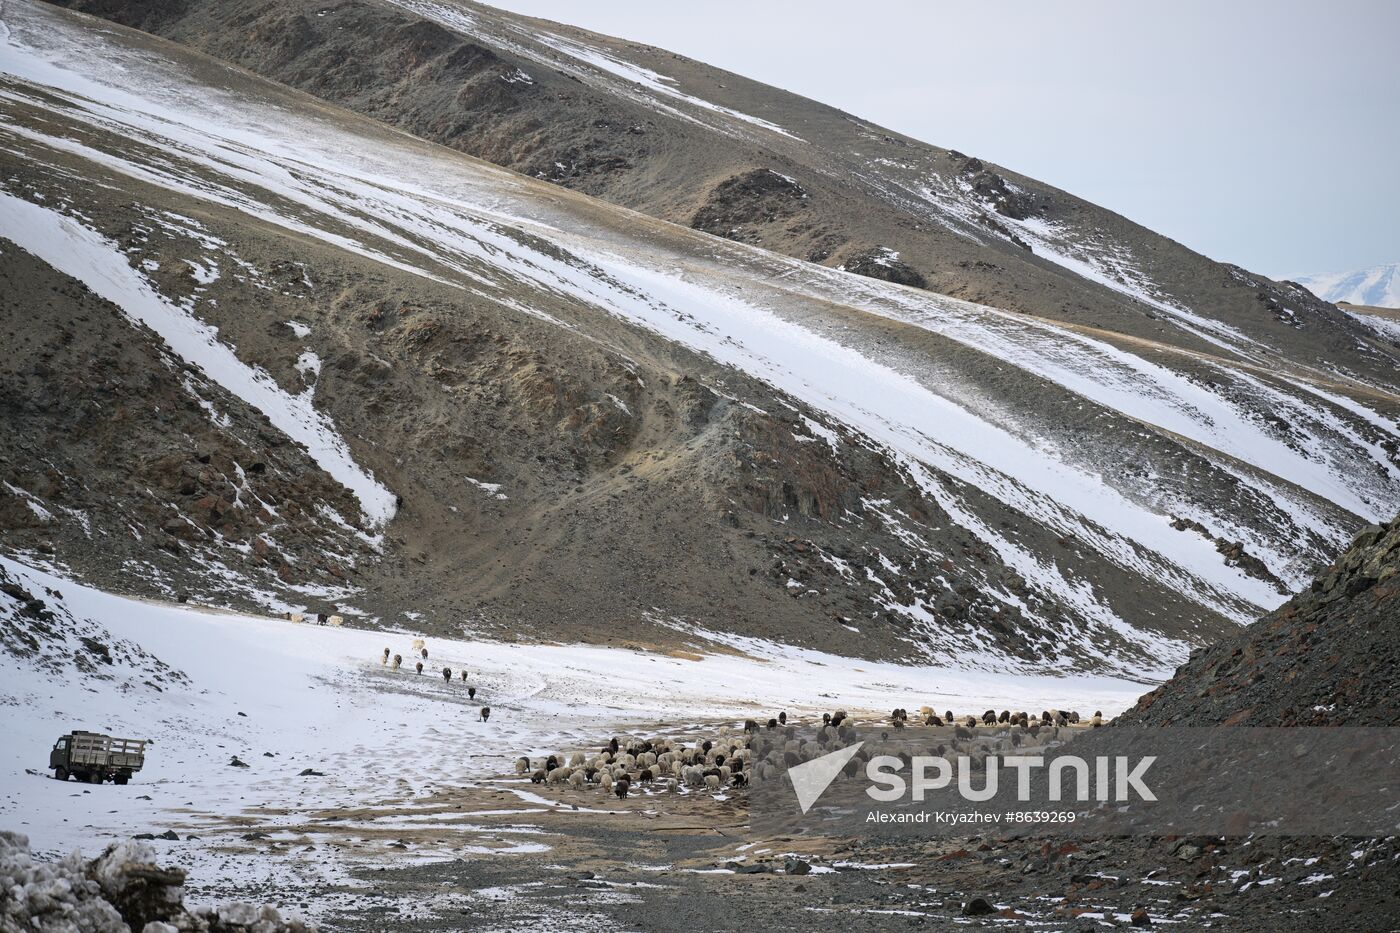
1124, 513, 1400, 726
0, 831, 312, 932
958, 157, 1039, 221
840, 246, 927, 288
690, 168, 810, 244
1168, 516, 1288, 594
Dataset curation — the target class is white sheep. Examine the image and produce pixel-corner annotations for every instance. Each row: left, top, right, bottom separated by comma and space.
569, 752, 586, 768
411, 638, 425, 652
327, 614, 344, 627
288, 612, 305, 624
704, 774, 721, 791
568, 770, 587, 788
514, 757, 530, 774
599, 771, 613, 791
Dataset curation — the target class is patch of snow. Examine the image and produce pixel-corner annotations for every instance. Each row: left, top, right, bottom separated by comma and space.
465, 476, 508, 500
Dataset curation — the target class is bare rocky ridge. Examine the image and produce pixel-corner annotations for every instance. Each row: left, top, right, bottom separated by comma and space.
1123, 511, 1400, 726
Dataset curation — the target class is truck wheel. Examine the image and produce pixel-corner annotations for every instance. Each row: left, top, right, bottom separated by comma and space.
54, 767, 68, 782
88, 771, 102, 784
114, 774, 129, 786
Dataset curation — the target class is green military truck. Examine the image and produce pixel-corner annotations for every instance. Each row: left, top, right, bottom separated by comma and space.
50, 731, 149, 784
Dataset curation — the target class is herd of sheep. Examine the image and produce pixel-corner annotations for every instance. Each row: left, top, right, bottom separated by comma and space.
507, 705, 1109, 801
295, 615, 1112, 798
377, 638, 489, 721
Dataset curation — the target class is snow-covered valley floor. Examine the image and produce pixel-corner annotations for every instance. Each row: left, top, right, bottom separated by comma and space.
0, 555, 1144, 921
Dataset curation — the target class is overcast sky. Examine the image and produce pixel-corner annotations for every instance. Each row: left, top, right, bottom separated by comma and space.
483, 0, 1398, 279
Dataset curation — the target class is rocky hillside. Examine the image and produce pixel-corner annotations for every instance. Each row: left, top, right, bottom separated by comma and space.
48, 0, 1400, 392
1123, 512, 1400, 725
1, 2, 1399, 676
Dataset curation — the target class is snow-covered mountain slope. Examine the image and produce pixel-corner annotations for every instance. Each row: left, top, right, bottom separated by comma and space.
49, 0, 1400, 395
0, 555, 1141, 914
1294, 262, 1400, 309
1, 1, 1399, 676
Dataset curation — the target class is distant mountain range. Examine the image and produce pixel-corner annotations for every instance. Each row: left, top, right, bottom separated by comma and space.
1294, 262, 1400, 309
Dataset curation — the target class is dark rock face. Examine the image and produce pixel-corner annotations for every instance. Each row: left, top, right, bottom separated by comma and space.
840, 246, 927, 289
1123, 513, 1400, 726
960, 157, 1039, 221
690, 168, 809, 243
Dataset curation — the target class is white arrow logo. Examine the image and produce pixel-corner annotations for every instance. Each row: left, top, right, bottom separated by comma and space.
787, 742, 864, 814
